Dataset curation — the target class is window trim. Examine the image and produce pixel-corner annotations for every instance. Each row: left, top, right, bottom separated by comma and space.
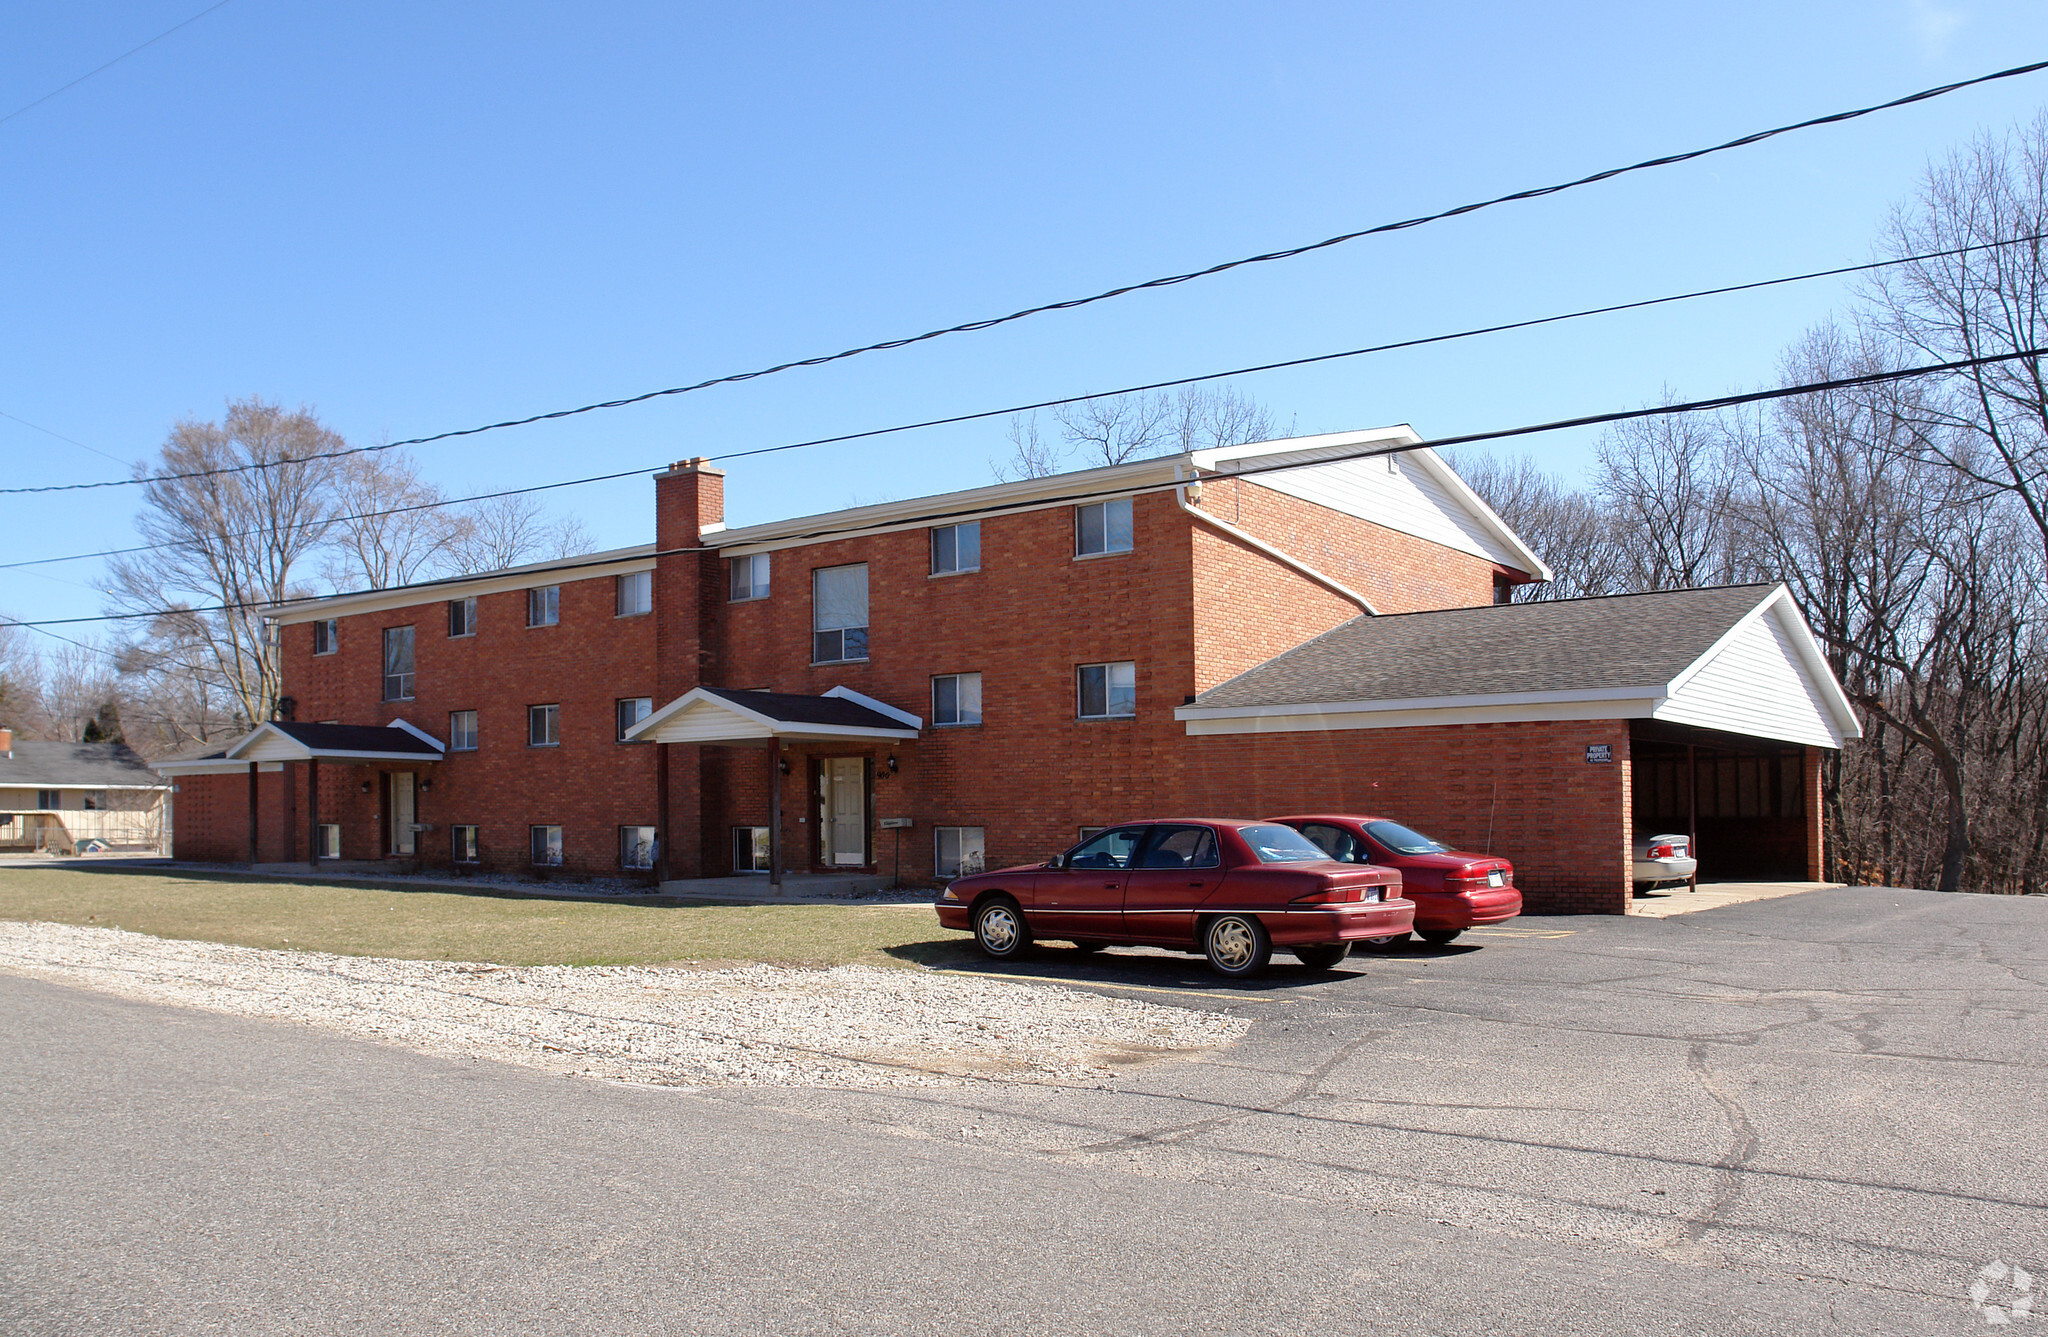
1076, 661, 1138, 720
527, 703, 561, 748
527, 585, 560, 629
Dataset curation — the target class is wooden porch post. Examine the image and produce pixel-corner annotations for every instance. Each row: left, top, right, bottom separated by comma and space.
1687, 743, 1699, 892
306, 757, 320, 872
768, 741, 783, 889
246, 762, 260, 864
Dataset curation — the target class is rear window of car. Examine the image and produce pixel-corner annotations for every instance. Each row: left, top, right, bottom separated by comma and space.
1364, 820, 1453, 855
1239, 824, 1331, 863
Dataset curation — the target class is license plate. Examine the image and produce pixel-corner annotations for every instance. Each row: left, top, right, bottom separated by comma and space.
1487, 870, 1505, 888
1366, 887, 1382, 902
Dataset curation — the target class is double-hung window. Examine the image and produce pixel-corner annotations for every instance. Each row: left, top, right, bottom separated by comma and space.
36, 790, 59, 810
1077, 662, 1137, 719
935, 826, 986, 879
933, 673, 982, 727
528, 586, 559, 627
930, 522, 980, 575
616, 571, 652, 617
448, 597, 476, 637
1075, 498, 1133, 556
382, 626, 415, 701
730, 553, 770, 601
528, 704, 560, 747
812, 564, 869, 664
616, 697, 652, 741
313, 619, 338, 655
530, 825, 563, 866
449, 710, 478, 752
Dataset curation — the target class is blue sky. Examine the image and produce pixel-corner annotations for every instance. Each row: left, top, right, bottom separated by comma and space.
6, 1, 2048, 632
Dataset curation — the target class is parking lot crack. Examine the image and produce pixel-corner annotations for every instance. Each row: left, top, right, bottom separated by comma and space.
1674, 1042, 1760, 1251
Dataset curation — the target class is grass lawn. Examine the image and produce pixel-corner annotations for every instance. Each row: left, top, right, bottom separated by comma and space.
0, 866, 971, 969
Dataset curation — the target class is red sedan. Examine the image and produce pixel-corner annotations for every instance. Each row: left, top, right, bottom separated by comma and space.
935, 819, 1414, 978
1271, 814, 1521, 945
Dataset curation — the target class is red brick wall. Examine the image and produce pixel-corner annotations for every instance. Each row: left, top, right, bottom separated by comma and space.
1193, 477, 1501, 613
1189, 525, 1361, 693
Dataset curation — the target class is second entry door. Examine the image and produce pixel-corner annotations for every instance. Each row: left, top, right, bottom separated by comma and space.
388, 772, 416, 855
822, 758, 866, 866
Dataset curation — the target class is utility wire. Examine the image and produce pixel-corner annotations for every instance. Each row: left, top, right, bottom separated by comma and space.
6, 343, 2040, 629
8, 56, 2046, 499
5, 228, 2044, 574
0, 0, 237, 129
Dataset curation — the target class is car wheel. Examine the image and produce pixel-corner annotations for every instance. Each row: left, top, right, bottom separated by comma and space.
1204, 914, 1272, 978
972, 897, 1031, 959
1418, 928, 1463, 946
1363, 931, 1411, 951
1293, 942, 1351, 971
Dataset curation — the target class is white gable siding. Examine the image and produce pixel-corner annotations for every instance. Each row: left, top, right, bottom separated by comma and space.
1230, 450, 1523, 567
1654, 607, 1845, 748
235, 731, 313, 762
647, 699, 776, 745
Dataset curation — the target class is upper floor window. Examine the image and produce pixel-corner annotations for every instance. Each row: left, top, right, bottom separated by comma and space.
82, 790, 107, 812
448, 597, 477, 638
1075, 498, 1133, 557
528, 586, 560, 628
313, 619, 338, 656
933, 673, 982, 727
36, 790, 59, 810
449, 710, 478, 752
616, 571, 652, 617
616, 697, 652, 741
812, 564, 868, 664
930, 522, 980, 575
382, 626, 415, 701
1077, 661, 1136, 719
528, 704, 560, 747
730, 553, 770, 602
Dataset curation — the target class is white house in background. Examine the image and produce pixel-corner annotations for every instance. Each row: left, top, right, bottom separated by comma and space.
0, 728, 170, 855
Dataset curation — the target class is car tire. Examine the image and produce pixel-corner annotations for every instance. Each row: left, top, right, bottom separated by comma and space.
1363, 930, 1411, 951
1293, 942, 1351, 971
1418, 928, 1463, 946
972, 897, 1031, 959
1204, 914, 1272, 978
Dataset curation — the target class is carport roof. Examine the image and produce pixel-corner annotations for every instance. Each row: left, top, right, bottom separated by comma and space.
1178, 583, 1862, 748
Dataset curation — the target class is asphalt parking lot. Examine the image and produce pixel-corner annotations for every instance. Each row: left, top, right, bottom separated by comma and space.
4, 886, 2043, 1335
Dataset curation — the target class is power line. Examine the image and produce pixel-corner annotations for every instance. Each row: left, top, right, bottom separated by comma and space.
0, 0, 237, 129
6, 227, 2043, 574
8, 56, 2046, 499
5, 343, 2040, 629
0, 409, 132, 468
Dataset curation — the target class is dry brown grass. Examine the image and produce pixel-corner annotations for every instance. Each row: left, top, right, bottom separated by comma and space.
0, 866, 969, 969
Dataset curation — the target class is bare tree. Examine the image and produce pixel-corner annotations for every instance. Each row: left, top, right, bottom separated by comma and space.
322, 450, 468, 590
105, 398, 341, 733
1595, 397, 1747, 590
990, 414, 1063, 482
37, 642, 119, 742
445, 494, 595, 575
1446, 451, 1629, 600
1052, 393, 1174, 467
0, 621, 51, 736
995, 386, 1282, 480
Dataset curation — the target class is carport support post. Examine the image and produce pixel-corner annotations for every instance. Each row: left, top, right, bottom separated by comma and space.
246, 762, 259, 864
1687, 743, 1698, 892
767, 742, 783, 889
655, 743, 671, 883
306, 757, 320, 872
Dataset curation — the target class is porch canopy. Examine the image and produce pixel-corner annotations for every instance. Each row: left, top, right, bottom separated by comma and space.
625, 686, 921, 887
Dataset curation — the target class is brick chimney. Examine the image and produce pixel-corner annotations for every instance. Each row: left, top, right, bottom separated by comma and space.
652, 460, 726, 878
0, 727, 11, 758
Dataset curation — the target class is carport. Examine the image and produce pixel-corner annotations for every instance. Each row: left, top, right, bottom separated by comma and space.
1173, 583, 1862, 913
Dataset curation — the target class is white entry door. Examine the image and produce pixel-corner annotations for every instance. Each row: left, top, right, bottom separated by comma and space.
823, 758, 865, 866
389, 772, 416, 855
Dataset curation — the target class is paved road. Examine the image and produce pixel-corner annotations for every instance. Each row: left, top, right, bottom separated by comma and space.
4, 887, 2042, 1334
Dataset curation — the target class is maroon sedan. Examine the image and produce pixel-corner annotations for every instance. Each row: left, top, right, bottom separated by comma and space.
935, 819, 1413, 978
1271, 814, 1521, 945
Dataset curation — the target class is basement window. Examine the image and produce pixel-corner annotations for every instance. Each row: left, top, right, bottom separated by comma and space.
530, 825, 563, 866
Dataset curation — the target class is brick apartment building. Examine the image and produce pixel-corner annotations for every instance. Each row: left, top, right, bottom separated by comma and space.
161, 427, 1860, 914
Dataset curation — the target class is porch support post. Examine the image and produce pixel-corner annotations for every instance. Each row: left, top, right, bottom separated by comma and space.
656, 742, 671, 883
246, 762, 260, 864
1687, 743, 1698, 892
768, 740, 783, 889
307, 757, 320, 872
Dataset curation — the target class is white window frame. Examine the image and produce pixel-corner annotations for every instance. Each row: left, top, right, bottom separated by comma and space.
935, 826, 986, 879
812, 563, 869, 665
528, 586, 560, 628
452, 825, 480, 864
1077, 661, 1137, 719
530, 825, 563, 866
1075, 498, 1134, 557
932, 672, 983, 727
382, 625, 416, 702
729, 553, 770, 602
449, 710, 478, 752
734, 826, 771, 873
619, 825, 657, 870
616, 571, 653, 617
313, 618, 338, 656
528, 704, 560, 747
616, 697, 652, 742
448, 597, 477, 638
930, 522, 981, 576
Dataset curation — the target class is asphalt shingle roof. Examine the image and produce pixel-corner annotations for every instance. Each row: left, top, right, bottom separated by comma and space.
1194, 584, 1779, 710
700, 688, 914, 730
265, 722, 443, 756
0, 741, 166, 788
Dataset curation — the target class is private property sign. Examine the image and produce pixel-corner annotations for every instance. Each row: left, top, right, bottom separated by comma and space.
1584, 744, 1613, 764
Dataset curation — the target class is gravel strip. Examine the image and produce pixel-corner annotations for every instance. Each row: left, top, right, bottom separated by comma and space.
0, 921, 1247, 1088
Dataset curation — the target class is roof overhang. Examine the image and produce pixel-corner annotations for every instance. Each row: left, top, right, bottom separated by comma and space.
627, 686, 922, 746
172, 720, 450, 767
263, 545, 656, 625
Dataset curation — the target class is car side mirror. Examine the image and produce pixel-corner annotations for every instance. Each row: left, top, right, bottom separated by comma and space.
1045, 853, 1066, 870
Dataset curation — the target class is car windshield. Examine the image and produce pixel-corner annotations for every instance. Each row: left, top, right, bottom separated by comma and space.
1364, 820, 1453, 855
1239, 824, 1332, 863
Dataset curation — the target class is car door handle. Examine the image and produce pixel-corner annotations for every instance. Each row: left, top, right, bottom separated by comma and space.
1103, 882, 1120, 890
1187, 881, 1205, 888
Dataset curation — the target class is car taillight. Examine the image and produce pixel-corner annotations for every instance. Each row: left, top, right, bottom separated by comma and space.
1292, 885, 1367, 904
1649, 844, 1675, 860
